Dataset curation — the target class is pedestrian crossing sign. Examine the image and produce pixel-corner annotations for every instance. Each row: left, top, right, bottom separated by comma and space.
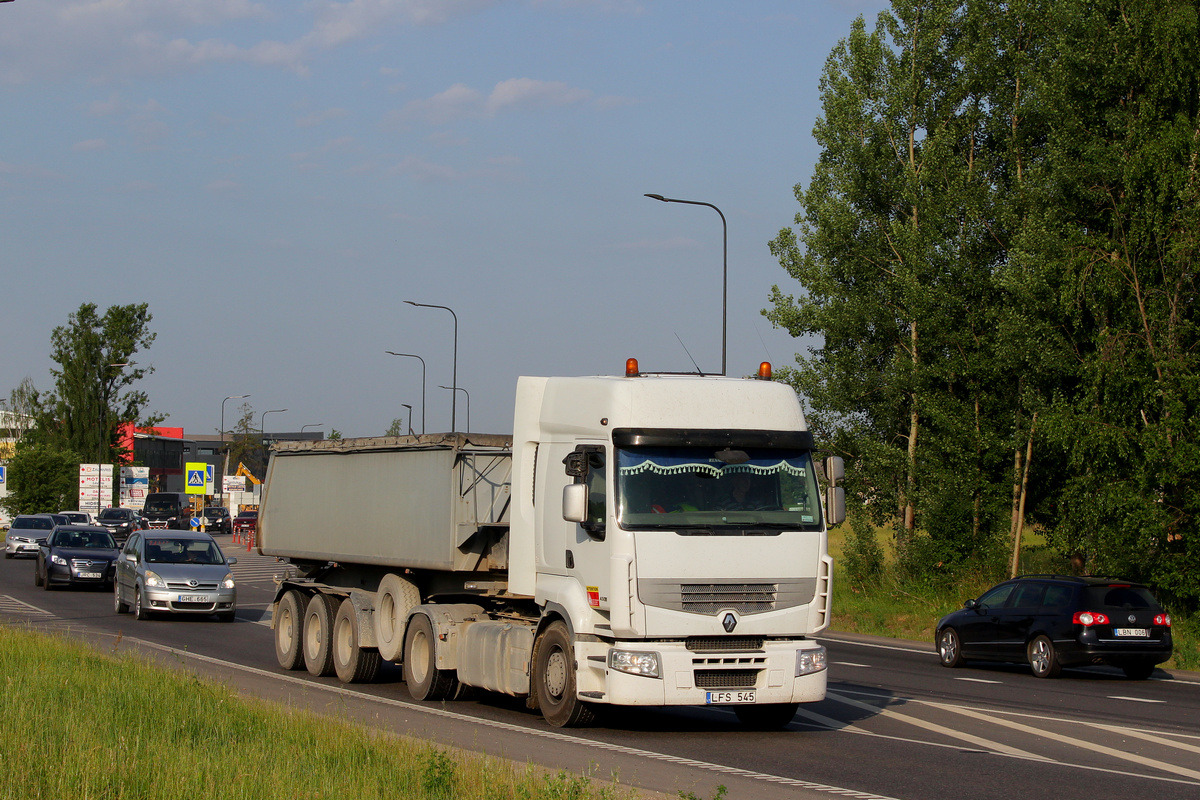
186, 462, 208, 495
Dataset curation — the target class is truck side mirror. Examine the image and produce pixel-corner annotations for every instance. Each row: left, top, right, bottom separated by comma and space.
826, 486, 845, 526
562, 483, 588, 523
825, 456, 845, 483
563, 452, 588, 478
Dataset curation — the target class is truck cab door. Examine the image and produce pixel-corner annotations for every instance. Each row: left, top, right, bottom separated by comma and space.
537, 442, 612, 611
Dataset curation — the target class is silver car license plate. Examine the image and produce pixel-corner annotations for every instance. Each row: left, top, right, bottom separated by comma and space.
179, 594, 214, 603
79, 572, 102, 579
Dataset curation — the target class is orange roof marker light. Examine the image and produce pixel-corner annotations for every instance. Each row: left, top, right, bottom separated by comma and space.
625, 358, 640, 377
757, 362, 773, 380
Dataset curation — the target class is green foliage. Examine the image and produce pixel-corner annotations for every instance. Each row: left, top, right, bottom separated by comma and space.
678, 785, 727, 800
841, 514, 885, 588
771, 0, 1200, 606
420, 749, 458, 799
0, 440, 81, 515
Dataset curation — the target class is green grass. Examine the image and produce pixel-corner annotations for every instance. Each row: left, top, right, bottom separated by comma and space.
827, 523, 1199, 672
0, 625, 638, 800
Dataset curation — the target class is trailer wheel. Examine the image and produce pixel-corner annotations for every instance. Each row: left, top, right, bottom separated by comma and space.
375, 573, 421, 662
333, 597, 382, 684
403, 613, 459, 701
303, 593, 339, 677
533, 621, 595, 728
273, 590, 305, 670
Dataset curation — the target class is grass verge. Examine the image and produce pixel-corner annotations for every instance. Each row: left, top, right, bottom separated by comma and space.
0, 625, 640, 800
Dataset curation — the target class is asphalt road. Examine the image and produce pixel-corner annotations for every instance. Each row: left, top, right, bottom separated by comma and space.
2, 541, 1198, 800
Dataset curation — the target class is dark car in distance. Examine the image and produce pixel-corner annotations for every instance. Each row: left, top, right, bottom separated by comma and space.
936, 575, 1173, 680
35, 525, 120, 590
96, 507, 141, 545
201, 507, 232, 535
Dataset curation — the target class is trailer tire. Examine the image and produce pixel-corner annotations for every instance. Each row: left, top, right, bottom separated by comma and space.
303, 592, 339, 677
333, 597, 382, 684
403, 613, 459, 701
375, 573, 421, 662
274, 590, 306, 670
533, 621, 595, 728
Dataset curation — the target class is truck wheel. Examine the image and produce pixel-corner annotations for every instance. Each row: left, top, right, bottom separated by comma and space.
333, 597, 382, 684
533, 621, 595, 728
273, 590, 305, 670
303, 593, 339, 677
734, 703, 799, 730
403, 613, 459, 701
375, 573, 421, 662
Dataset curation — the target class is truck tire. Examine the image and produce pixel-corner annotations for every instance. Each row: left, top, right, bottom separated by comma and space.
274, 590, 305, 670
403, 613, 459, 701
333, 597, 382, 684
533, 621, 595, 728
303, 592, 339, 677
375, 573, 421, 662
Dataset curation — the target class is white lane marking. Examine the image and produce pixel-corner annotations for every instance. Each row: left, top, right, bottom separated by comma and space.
952, 677, 1002, 684
833, 662, 871, 668
1107, 695, 1166, 704
825, 690, 1049, 761
923, 699, 1200, 782
0, 595, 52, 615
122, 638, 904, 800
818, 635, 933, 655
1083, 723, 1200, 755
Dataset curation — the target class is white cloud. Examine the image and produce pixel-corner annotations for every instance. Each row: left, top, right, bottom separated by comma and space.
485, 78, 591, 114
395, 78, 592, 126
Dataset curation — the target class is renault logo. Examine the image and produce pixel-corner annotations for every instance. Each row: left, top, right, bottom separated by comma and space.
722, 612, 738, 633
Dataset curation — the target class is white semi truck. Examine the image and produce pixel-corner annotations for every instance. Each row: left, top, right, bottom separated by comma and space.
259, 360, 844, 728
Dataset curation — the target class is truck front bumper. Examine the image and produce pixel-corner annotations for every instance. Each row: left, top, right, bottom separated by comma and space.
575, 639, 827, 707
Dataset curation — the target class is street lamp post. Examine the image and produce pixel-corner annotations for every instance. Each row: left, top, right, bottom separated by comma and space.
259, 409, 287, 475
644, 193, 728, 376
438, 386, 469, 435
220, 394, 250, 507
97, 361, 130, 512
301, 424, 323, 436
404, 301, 458, 431
385, 351, 427, 433
400, 404, 414, 435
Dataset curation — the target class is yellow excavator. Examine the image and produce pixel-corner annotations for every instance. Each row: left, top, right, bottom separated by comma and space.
235, 462, 262, 485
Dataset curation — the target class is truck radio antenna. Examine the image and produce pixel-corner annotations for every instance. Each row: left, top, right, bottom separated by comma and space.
674, 332, 703, 374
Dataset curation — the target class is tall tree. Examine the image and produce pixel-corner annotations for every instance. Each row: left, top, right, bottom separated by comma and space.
43, 303, 157, 466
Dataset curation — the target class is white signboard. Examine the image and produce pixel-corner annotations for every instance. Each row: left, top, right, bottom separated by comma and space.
79, 464, 115, 515
121, 465, 150, 510
223, 474, 247, 494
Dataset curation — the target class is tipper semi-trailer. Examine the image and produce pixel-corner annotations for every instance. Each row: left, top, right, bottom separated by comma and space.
259, 360, 845, 728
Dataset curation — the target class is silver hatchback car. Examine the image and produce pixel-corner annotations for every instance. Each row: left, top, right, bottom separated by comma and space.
113, 530, 237, 621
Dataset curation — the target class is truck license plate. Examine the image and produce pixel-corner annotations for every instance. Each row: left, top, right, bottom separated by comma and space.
1114, 628, 1149, 637
79, 572, 102, 579
179, 594, 213, 603
706, 690, 756, 705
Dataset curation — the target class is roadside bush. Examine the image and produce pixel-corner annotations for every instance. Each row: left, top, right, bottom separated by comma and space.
839, 512, 884, 588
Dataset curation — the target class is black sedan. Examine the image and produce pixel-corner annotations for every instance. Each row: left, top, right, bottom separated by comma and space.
936, 574, 1173, 679
96, 507, 141, 545
35, 525, 120, 591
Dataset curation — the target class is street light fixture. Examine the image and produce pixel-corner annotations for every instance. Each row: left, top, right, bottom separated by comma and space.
220, 394, 250, 507
301, 423, 323, 436
400, 404, 414, 435
438, 385, 469, 435
259, 408, 287, 467
404, 301, 458, 431
385, 351, 427, 433
644, 193, 728, 376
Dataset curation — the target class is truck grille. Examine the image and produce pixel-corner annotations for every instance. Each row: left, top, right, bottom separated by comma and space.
686, 636, 764, 652
695, 669, 761, 690
638, 578, 817, 615
681, 583, 776, 613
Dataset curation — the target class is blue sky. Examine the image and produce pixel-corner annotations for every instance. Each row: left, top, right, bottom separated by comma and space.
2, 0, 888, 438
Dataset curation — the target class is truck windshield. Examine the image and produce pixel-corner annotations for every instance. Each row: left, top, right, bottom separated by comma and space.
616, 446, 823, 532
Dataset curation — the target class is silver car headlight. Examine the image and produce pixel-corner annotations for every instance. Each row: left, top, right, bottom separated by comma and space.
222, 573, 235, 589
144, 570, 166, 589
796, 646, 827, 676
608, 649, 661, 678
51, 554, 68, 566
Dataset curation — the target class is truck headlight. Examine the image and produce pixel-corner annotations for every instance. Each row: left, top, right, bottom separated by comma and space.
608, 649, 661, 678
796, 646, 827, 676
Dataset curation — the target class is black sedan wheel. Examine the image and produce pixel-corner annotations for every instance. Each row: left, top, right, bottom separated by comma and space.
1027, 635, 1062, 678
937, 627, 965, 668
